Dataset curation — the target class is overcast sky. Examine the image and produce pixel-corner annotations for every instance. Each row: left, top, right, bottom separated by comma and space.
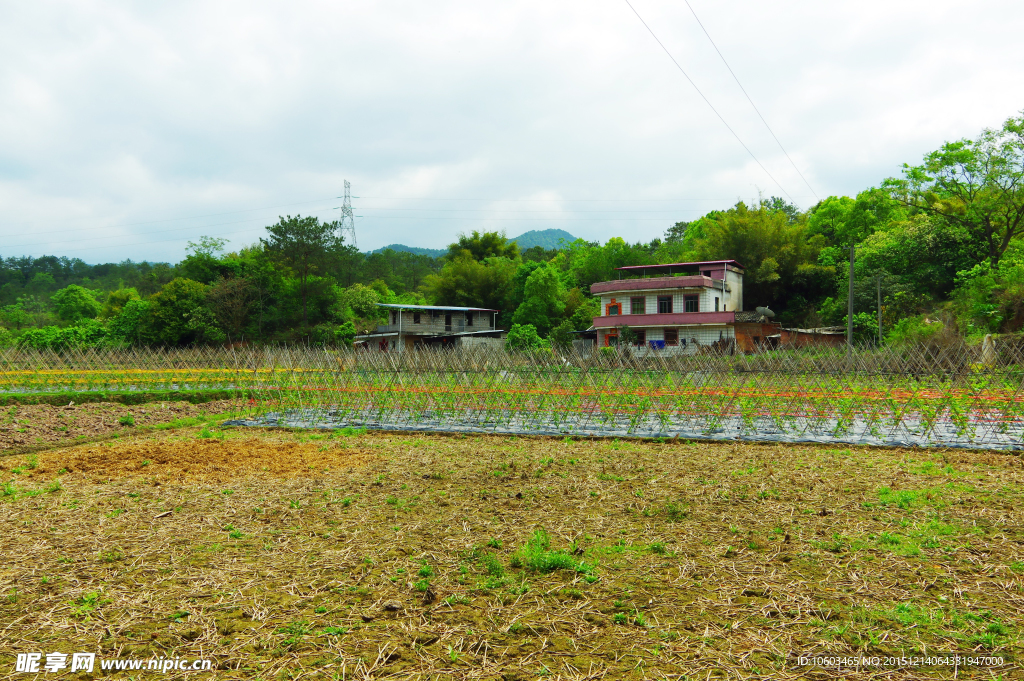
1, 0, 1022, 263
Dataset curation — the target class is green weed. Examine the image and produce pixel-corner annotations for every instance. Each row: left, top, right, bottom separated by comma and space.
512, 529, 591, 574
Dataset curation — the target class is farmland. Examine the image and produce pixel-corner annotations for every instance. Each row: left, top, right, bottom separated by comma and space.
3, 344, 1024, 449
1, 416, 1022, 679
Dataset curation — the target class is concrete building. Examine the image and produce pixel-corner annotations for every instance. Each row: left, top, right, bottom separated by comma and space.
590, 260, 778, 353
355, 304, 504, 352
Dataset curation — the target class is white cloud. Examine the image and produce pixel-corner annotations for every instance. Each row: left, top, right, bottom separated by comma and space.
1, 0, 1022, 261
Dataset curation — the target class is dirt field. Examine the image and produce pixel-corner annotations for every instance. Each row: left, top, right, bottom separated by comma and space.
0, 400, 239, 454
1, 416, 1022, 679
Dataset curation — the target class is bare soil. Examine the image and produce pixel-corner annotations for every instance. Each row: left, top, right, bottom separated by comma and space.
1, 422, 1022, 679
0, 400, 238, 454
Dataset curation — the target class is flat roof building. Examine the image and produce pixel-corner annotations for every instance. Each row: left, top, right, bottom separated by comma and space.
589, 260, 779, 353
355, 304, 505, 352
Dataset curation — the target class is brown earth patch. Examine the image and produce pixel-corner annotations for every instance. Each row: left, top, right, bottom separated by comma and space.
3, 436, 376, 483
0, 400, 238, 454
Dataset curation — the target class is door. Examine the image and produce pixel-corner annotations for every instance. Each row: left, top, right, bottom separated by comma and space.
445, 313, 452, 332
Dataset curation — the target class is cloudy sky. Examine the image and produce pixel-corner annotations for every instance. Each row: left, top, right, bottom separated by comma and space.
1, 0, 1022, 263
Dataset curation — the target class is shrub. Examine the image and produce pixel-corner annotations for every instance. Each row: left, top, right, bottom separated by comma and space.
309, 323, 340, 346
336, 321, 357, 347
886, 315, 945, 345
107, 299, 153, 346
506, 324, 550, 351
16, 320, 108, 351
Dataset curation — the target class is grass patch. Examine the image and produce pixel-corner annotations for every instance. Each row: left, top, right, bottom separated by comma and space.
510, 529, 592, 574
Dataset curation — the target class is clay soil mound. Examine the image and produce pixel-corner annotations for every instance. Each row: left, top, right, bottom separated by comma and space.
8, 437, 376, 483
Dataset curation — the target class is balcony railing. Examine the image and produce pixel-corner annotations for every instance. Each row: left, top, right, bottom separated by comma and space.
593, 311, 736, 328
376, 321, 485, 335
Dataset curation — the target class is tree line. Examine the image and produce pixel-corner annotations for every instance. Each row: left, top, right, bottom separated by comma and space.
2, 111, 1022, 350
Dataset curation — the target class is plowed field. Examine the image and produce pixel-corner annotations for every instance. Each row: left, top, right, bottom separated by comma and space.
1, 417, 1022, 679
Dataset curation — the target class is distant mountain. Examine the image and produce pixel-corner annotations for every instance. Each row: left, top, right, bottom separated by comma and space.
369, 244, 446, 258
510, 229, 577, 250
369, 229, 577, 258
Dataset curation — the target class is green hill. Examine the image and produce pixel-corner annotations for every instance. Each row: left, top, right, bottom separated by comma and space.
369, 229, 577, 258
510, 229, 577, 250
369, 244, 446, 258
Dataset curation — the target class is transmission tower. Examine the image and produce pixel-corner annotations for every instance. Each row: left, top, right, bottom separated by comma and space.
337, 180, 357, 248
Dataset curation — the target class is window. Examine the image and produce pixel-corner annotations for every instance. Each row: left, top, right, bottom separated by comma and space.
657, 296, 672, 314
702, 270, 712, 277
605, 332, 618, 346
630, 296, 645, 315
431, 310, 440, 319
684, 295, 699, 312
714, 296, 719, 312
634, 330, 646, 347
664, 329, 678, 346
607, 303, 621, 316
413, 312, 421, 324
466, 312, 474, 326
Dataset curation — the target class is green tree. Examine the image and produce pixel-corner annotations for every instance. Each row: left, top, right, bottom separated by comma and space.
107, 299, 153, 346
206, 277, 256, 342
336, 283, 386, 333
548, 319, 575, 349
336, 320, 357, 347
262, 215, 344, 326
445, 231, 520, 262
421, 256, 517, 311
952, 240, 1024, 334
100, 288, 141, 319
664, 221, 689, 244
0, 303, 32, 330
561, 237, 656, 292
149, 278, 215, 345
809, 189, 908, 251
885, 111, 1024, 267
511, 264, 566, 337
51, 284, 102, 323
178, 237, 231, 285
26, 272, 56, 294
691, 200, 832, 315
852, 214, 976, 299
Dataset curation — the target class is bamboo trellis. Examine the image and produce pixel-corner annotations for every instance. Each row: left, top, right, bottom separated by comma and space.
2, 342, 1022, 449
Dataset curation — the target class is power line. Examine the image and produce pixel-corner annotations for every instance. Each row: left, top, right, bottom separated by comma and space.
682, 0, 819, 202
0, 197, 339, 238
3, 226, 270, 256
3, 216, 280, 251
0, 194, 825, 238
4, 212, 713, 251
621, 0, 794, 202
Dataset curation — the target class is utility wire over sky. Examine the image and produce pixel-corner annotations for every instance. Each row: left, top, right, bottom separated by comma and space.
621, 0, 798, 202
681, 0, 819, 201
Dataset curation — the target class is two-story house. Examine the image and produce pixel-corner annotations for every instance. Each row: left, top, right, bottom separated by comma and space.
590, 260, 775, 353
355, 304, 505, 351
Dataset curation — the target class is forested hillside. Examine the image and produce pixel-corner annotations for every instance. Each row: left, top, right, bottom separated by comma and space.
2, 113, 1022, 350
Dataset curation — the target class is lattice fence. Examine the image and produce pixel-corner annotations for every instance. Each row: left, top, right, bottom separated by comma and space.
2, 343, 1021, 449
233, 342, 1024, 450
